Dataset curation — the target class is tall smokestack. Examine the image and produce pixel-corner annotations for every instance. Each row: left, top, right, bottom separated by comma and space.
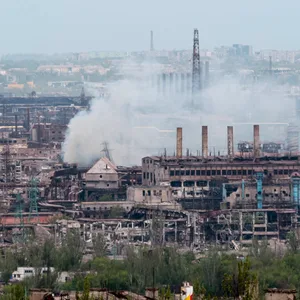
227, 126, 234, 157
150, 30, 154, 51
200, 61, 204, 90
186, 73, 191, 93
175, 73, 179, 93
27, 107, 30, 131
157, 74, 161, 94
15, 115, 18, 136
202, 126, 208, 158
205, 61, 209, 87
176, 127, 183, 158
181, 73, 185, 94
287, 124, 299, 153
253, 125, 260, 157
169, 73, 173, 95
162, 73, 166, 95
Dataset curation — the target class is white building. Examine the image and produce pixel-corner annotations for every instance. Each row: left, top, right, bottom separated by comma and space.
85, 157, 119, 189
11, 267, 54, 281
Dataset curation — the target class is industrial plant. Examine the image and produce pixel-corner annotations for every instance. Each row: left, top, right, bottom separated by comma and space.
1, 26, 300, 299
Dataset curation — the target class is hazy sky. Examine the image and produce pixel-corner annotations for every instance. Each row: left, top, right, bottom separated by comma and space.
1, 0, 299, 54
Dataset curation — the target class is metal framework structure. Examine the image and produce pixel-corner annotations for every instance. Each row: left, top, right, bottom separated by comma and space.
14, 193, 25, 242
28, 177, 39, 221
192, 28, 201, 96
102, 141, 114, 164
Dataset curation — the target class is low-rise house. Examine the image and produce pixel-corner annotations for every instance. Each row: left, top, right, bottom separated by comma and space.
11, 267, 54, 282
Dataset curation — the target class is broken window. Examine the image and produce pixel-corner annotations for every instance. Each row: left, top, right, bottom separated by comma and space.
217, 170, 221, 175
147, 190, 151, 196
170, 170, 175, 176
171, 181, 181, 187
201, 170, 205, 176
191, 170, 195, 176
143, 190, 145, 196
196, 170, 200, 176
185, 170, 190, 176
207, 170, 211, 176
196, 180, 207, 187
175, 170, 180, 176
183, 180, 194, 187
212, 170, 216, 176
222, 170, 226, 176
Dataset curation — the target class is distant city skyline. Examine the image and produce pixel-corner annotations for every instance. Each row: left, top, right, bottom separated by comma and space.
1, 0, 300, 54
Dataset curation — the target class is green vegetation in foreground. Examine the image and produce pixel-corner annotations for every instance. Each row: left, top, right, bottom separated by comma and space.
1, 233, 300, 299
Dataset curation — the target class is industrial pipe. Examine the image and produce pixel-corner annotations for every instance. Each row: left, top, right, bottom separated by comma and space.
253, 124, 260, 157
227, 126, 234, 157
176, 127, 183, 158
202, 126, 208, 158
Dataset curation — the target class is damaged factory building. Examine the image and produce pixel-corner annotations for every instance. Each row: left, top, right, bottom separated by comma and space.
134, 124, 300, 246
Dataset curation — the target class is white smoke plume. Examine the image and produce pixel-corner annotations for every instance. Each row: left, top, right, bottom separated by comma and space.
62, 61, 295, 167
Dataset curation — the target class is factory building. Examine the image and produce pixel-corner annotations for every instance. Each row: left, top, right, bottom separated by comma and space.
83, 157, 142, 202
31, 123, 67, 143
135, 124, 300, 243
141, 125, 300, 208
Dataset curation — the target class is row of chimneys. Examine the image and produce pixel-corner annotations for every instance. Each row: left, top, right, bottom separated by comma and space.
176, 124, 261, 158
154, 62, 210, 93
13, 108, 31, 136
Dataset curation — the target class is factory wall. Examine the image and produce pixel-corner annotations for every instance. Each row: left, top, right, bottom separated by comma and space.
127, 186, 173, 204
85, 173, 119, 189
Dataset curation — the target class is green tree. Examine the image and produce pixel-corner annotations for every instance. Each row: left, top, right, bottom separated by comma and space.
92, 233, 107, 257
222, 257, 258, 300
2, 283, 29, 300
287, 231, 300, 253
58, 231, 84, 271
82, 276, 91, 300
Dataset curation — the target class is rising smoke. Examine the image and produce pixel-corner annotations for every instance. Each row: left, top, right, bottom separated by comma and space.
62, 62, 295, 167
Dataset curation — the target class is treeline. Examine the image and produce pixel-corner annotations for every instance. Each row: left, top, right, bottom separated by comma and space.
2, 232, 300, 298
